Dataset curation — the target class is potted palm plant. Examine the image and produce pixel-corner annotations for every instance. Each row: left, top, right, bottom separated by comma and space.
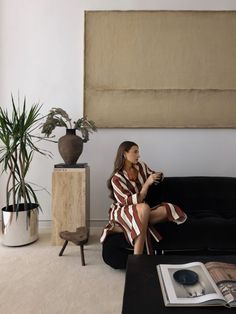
0, 96, 50, 246
41, 108, 97, 164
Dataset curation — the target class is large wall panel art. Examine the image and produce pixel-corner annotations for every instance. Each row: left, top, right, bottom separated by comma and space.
84, 11, 236, 128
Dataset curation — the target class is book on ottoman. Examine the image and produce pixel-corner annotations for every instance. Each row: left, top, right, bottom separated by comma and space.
157, 261, 236, 308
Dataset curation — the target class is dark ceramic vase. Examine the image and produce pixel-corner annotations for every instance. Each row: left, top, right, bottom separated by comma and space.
58, 129, 83, 164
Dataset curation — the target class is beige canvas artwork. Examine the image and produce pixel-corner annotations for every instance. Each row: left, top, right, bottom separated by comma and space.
84, 11, 236, 128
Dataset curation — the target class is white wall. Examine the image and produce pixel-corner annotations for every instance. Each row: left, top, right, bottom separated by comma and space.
1, 0, 236, 225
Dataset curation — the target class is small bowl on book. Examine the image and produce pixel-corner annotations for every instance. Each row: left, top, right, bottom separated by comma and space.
173, 269, 199, 286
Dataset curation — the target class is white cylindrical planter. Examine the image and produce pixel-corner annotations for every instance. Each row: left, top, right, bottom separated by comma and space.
1, 204, 39, 246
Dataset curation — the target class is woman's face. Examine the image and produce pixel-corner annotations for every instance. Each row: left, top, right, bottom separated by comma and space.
124, 145, 140, 164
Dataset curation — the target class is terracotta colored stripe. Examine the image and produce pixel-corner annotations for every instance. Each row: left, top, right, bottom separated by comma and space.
149, 225, 163, 241
162, 203, 175, 221
173, 204, 186, 219
119, 172, 136, 193
130, 228, 138, 243
128, 206, 142, 244
167, 203, 180, 220
113, 176, 138, 205
114, 191, 125, 204
146, 229, 154, 255
125, 206, 133, 221
113, 178, 129, 197
116, 207, 131, 232
132, 205, 142, 232
138, 162, 147, 182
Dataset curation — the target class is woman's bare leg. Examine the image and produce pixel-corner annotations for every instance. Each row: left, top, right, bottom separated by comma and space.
134, 203, 150, 255
149, 205, 168, 224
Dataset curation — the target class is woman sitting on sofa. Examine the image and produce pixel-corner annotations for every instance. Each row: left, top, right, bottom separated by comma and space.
100, 141, 187, 255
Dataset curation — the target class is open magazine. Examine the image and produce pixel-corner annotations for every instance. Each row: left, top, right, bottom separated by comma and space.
157, 261, 236, 307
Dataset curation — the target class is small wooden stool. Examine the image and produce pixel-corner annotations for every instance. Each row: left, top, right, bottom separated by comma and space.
59, 226, 88, 266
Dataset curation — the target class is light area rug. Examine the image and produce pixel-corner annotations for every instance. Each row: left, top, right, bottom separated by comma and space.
0, 228, 125, 314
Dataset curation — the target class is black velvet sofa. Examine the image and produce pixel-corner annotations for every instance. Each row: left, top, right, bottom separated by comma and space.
102, 176, 236, 269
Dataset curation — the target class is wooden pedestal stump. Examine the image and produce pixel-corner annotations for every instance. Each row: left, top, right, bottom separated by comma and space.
51, 165, 90, 245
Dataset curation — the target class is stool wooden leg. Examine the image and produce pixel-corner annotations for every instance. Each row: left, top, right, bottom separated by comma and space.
80, 244, 85, 266
59, 240, 68, 256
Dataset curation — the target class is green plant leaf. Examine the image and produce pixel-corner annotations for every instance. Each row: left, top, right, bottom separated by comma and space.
0, 95, 52, 212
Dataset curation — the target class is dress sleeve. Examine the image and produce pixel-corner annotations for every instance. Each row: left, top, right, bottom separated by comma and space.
111, 175, 139, 205
142, 161, 164, 180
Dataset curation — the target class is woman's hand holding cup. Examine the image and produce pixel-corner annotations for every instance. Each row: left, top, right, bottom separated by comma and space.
153, 172, 163, 185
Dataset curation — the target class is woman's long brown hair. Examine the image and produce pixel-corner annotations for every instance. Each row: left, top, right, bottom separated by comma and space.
107, 141, 138, 200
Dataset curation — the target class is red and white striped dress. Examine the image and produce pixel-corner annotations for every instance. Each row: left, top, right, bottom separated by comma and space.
100, 161, 187, 254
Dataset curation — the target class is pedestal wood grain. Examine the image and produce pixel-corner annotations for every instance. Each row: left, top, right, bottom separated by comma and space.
51, 167, 90, 245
